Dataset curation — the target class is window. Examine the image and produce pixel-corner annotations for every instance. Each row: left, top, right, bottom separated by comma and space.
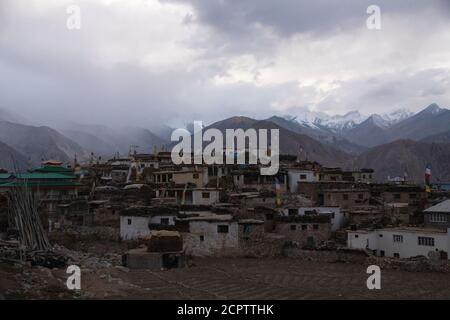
160, 218, 169, 225
355, 234, 359, 238
358, 193, 363, 200
379, 234, 383, 238
418, 237, 435, 246
290, 225, 297, 231
301, 225, 307, 231
202, 192, 210, 199
430, 213, 448, 223
394, 193, 401, 199
300, 174, 307, 180
200, 235, 204, 242
127, 218, 132, 225
288, 208, 297, 216
313, 224, 319, 230
394, 253, 400, 258
217, 225, 229, 233
193, 173, 199, 179
343, 194, 349, 200
393, 234, 403, 243
380, 250, 385, 257
409, 193, 417, 199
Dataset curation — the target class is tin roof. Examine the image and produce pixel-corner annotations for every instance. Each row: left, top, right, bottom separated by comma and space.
424, 199, 450, 213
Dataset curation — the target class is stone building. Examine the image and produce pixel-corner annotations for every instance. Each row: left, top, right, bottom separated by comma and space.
274, 214, 331, 247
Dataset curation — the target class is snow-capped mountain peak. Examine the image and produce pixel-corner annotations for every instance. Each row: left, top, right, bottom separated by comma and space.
378, 108, 414, 125
285, 107, 414, 132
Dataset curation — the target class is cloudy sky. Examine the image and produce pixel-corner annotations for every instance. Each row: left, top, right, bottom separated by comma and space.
0, 0, 449, 128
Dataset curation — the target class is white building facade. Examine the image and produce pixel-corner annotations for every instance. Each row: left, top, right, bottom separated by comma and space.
287, 169, 316, 193
347, 227, 450, 260
120, 214, 176, 240
180, 215, 239, 256
280, 206, 346, 231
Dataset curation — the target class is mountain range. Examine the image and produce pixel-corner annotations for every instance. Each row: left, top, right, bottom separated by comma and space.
0, 103, 448, 182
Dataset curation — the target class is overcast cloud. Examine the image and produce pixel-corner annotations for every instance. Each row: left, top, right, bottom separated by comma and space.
0, 0, 449, 128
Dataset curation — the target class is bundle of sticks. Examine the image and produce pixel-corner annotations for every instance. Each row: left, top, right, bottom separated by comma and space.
7, 181, 51, 252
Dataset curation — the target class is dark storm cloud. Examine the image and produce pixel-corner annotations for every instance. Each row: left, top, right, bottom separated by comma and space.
165, 0, 450, 37
0, 0, 449, 130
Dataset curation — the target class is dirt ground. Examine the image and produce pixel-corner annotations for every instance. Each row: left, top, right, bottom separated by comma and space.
2, 256, 450, 300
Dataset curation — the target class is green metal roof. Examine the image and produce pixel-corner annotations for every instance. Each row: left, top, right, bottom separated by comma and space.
0, 181, 81, 188
0, 173, 12, 179
14, 173, 76, 180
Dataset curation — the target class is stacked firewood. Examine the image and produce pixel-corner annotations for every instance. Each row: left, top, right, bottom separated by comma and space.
8, 182, 51, 251
1, 182, 67, 267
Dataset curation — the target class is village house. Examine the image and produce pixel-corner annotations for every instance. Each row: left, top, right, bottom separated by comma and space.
0, 171, 81, 218
346, 206, 385, 227
286, 168, 316, 192
176, 212, 239, 256
274, 214, 331, 247
318, 168, 344, 182
131, 153, 159, 170
322, 188, 371, 209
153, 168, 207, 187
351, 168, 374, 183
249, 206, 278, 232
122, 184, 153, 205
231, 167, 287, 192
297, 181, 366, 205
93, 185, 122, 200
120, 206, 178, 240
375, 185, 427, 205
90, 200, 122, 228
384, 202, 411, 224
154, 187, 221, 205
347, 227, 450, 260
279, 206, 346, 231
238, 219, 265, 242
423, 199, 450, 230
155, 151, 173, 164
109, 158, 131, 183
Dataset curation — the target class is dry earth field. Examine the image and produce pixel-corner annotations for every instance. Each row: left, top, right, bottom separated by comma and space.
2, 257, 450, 300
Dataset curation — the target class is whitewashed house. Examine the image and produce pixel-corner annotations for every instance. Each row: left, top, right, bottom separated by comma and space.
120, 206, 178, 240
286, 169, 316, 192
177, 212, 239, 256
280, 206, 346, 231
347, 227, 450, 260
